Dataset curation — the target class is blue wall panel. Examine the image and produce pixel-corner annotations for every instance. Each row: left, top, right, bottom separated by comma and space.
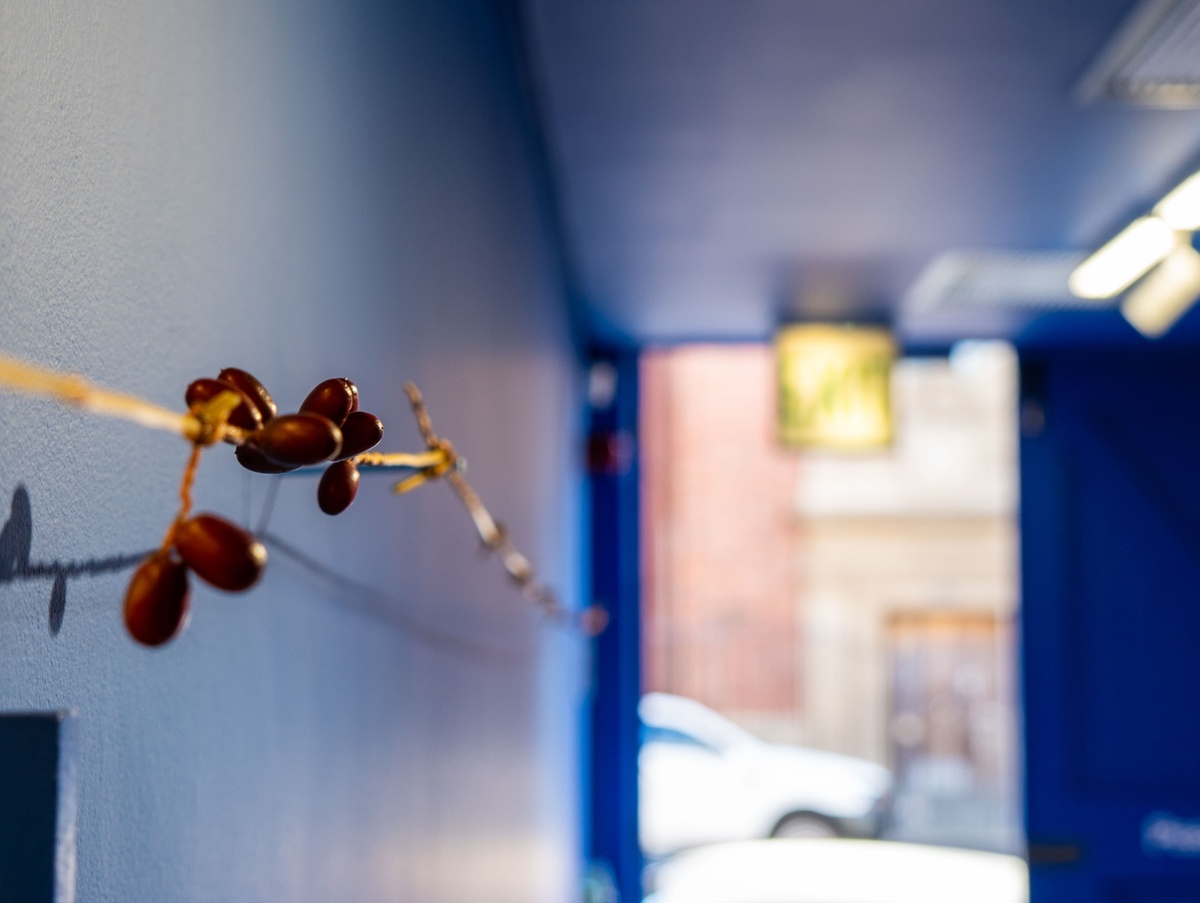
1022, 350, 1200, 902
0, 3, 584, 901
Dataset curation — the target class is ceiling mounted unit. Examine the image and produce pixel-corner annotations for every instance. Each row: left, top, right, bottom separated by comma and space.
902, 251, 1092, 315
1078, 0, 1200, 107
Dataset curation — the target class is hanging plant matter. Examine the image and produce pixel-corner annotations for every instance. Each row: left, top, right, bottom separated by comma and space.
0, 354, 605, 647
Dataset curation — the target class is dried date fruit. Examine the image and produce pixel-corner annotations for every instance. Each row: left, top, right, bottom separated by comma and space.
336, 411, 384, 460
124, 552, 191, 647
235, 443, 299, 474
173, 514, 267, 592
317, 460, 360, 515
185, 378, 263, 432
300, 378, 356, 427
256, 412, 342, 466
217, 367, 278, 424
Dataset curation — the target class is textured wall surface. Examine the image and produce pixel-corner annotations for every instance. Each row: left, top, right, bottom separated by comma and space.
0, 2, 584, 900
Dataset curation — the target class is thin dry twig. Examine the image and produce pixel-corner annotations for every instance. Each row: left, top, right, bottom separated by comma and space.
401, 382, 606, 635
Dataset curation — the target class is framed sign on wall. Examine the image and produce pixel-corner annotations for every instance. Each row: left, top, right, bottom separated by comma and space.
776, 324, 895, 450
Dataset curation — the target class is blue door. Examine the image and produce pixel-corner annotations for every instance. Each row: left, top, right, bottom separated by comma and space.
1022, 348, 1200, 902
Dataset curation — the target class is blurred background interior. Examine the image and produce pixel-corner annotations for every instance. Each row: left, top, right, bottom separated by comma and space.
641, 341, 1021, 854
6, 2, 1200, 902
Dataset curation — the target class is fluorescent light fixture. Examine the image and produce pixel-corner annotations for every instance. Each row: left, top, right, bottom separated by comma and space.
1068, 216, 1178, 299
1157, 170, 1200, 229
1121, 242, 1200, 336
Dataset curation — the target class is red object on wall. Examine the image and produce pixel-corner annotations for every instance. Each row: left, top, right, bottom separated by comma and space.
587, 431, 634, 476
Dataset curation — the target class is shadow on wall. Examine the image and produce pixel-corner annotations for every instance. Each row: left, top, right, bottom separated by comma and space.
0, 484, 150, 636
0, 481, 530, 664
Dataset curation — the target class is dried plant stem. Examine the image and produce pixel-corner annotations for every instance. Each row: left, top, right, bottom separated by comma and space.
354, 450, 449, 470
0, 353, 249, 444
0, 351, 596, 633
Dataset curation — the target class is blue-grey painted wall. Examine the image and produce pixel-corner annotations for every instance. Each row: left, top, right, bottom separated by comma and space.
0, 2, 585, 900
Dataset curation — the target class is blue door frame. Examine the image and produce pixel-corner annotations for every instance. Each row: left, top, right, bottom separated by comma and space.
586, 351, 643, 903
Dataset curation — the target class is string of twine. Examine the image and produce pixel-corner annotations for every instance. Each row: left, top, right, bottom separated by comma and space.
0, 353, 604, 635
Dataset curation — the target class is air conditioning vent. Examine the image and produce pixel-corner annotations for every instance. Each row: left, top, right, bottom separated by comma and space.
1079, 0, 1200, 107
903, 252, 1094, 314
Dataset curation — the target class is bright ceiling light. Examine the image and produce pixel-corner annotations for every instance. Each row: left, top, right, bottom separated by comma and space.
1121, 243, 1200, 337
1068, 216, 1179, 299
1157, 171, 1200, 230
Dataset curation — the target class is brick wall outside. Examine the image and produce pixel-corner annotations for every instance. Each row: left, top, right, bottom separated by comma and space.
641, 345, 802, 717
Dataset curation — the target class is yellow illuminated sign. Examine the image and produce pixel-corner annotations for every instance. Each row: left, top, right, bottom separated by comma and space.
776, 325, 894, 449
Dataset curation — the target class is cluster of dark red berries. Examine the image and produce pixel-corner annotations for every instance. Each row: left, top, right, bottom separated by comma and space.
188, 368, 385, 515
124, 514, 267, 646
123, 369, 386, 647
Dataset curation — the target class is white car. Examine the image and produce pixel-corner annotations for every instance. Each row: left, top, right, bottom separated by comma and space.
646, 839, 1028, 903
640, 693, 893, 858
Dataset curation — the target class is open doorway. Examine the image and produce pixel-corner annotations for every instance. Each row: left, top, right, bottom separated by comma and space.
638, 341, 1024, 897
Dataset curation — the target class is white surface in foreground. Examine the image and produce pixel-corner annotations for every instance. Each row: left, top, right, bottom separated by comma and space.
648, 839, 1028, 903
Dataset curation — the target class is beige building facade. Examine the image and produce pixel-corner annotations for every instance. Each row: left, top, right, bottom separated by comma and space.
793, 344, 1019, 767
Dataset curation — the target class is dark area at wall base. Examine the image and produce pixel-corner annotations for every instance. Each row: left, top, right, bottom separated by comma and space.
0, 712, 77, 903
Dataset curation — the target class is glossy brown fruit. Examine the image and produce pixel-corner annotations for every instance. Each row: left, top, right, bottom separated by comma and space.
256, 412, 342, 466
185, 378, 263, 432
300, 378, 356, 427
318, 460, 360, 515
124, 552, 191, 647
217, 368, 278, 424
234, 443, 299, 474
173, 514, 267, 592
336, 411, 384, 460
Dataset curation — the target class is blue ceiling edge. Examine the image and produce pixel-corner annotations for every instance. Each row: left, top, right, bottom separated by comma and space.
585, 325, 640, 359
899, 305, 1200, 356
1015, 302, 1200, 351
583, 292, 1200, 357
